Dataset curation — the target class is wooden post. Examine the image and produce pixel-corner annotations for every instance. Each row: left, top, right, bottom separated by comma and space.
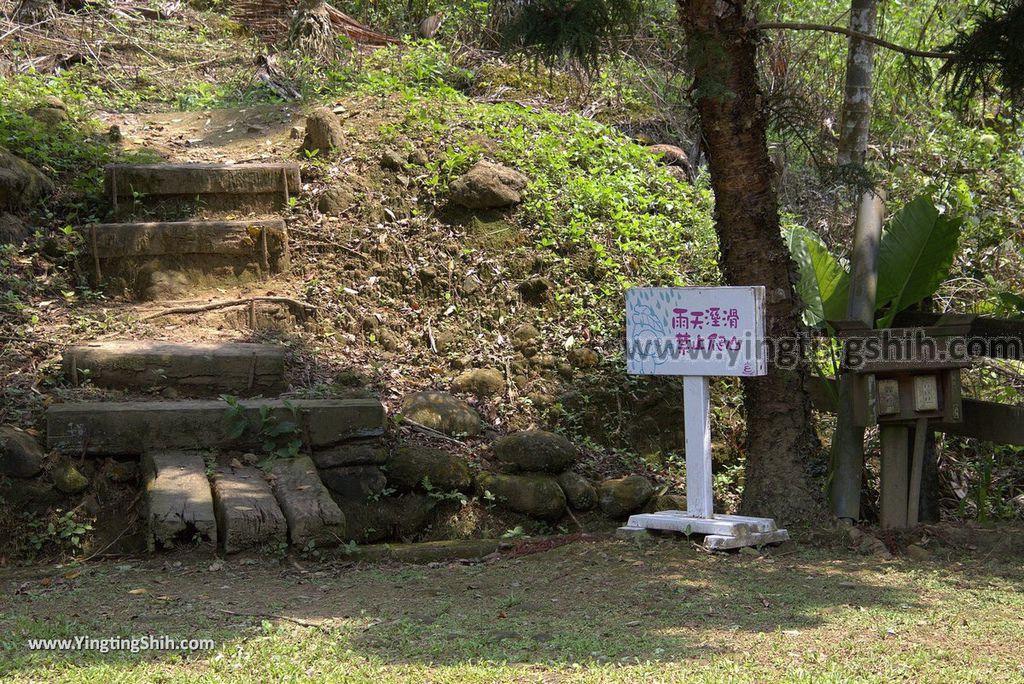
907, 416, 928, 525
832, 189, 885, 520
259, 227, 271, 277
89, 225, 102, 287
684, 375, 713, 518
110, 167, 118, 214
880, 425, 909, 528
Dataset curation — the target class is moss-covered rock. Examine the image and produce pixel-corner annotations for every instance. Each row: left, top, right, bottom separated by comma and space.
107, 460, 140, 483
450, 161, 528, 209
53, 464, 89, 495
387, 446, 472, 493
336, 494, 435, 544
0, 425, 44, 479
0, 147, 52, 212
0, 478, 61, 512
28, 97, 69, 126
557, 471, 597, 511
313, 441, 388, 469
301, 106, 344, 157
400, 391, 481, 437
318, 186, 352, 215
492, 430, 576, 473
347, 538, 500, 564
318, 465, 387, 502
451, 367, 505, 398
476, 472, 566, 521
0, 213, 29, 247
645, 493, 687, 513
598, 476, 654, 519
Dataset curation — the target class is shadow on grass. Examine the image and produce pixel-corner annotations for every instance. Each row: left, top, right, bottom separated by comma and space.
2, 538, 1021, 678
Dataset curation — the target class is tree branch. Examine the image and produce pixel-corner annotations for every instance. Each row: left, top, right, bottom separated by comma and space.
757, 22, 958, 60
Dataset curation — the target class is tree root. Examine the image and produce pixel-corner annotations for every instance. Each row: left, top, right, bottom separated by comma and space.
143, 297, 316, 322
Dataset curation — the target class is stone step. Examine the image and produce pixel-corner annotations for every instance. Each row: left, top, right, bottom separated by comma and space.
63, 340, 288, 396
211, 465, 288, 553
143, 450, 218, 551
105, 162, 300, 213
47, 399, 386, 456
80, 219, 289, 300
270, 456, 346, 548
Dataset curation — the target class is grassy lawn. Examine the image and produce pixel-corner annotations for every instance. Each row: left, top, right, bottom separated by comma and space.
1, 537, 1022, 682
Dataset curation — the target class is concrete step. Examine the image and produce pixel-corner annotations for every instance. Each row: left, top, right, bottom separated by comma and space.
143, 450, 217, 551
46, 399, 386, 455
211, 465, 287, 553
63, 340, 287, 396
81, 219, 289, 300
105, 162, 300, 214
270, 456, 346, 548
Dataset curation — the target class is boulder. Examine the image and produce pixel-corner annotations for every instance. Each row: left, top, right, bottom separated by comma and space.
312, 442, 387, 469
512, 323, 540, 357
386, 446, 472, 493
0, 426, 44, 479
451, 367, 505, 398
318, 465, 387, 501
477, 472, 566, 521
0, 147, 53, 211
518, 276, 553, 305
450, 161, 529, 209
400, 391, 482, 437
0, 213, 29, 246
646, 493, 687, 513
647, 144, 693, 176
408, 149, 429, 166
336, 494, 434, 544
568, 347, 599, 368
28, 97, 69, 126
107, 460, 140, 483
906, 544, 931, 561
380, 149, 407, 171
492, 430, 576, 473
557, 471, 597, 511
0, 478, 61, 511
53, 463, 89, 495
598, 475, 654, 519
301, 106, 344, 157
318, 186, 352, 215
665, 166, 690, 183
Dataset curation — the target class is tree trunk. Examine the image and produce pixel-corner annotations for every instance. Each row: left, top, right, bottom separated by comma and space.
832, 189, 883, 521
289, 0, 337, 60
14, 0, 55, 23
677, 0, 828, 525
832, 0, 879, 520
837, 0, 877, 166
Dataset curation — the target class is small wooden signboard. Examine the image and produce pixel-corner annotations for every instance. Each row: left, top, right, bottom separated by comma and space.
617, 287, 789, 550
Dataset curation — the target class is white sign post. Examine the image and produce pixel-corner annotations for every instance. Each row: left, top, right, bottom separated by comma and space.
617, 286, 789, 550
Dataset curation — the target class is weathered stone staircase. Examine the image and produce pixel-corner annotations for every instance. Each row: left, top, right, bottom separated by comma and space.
84, 162, 298, 300
47, 160, 389, 554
